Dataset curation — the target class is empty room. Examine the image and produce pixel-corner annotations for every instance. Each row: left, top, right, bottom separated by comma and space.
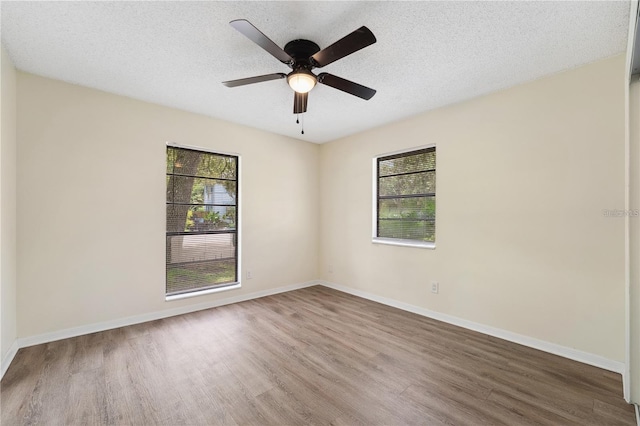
1, 1, 639, 425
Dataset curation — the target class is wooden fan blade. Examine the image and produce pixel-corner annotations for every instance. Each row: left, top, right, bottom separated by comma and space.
222, 73, 286, 88
230, 19, 293, 64
317, 73, 376, 100
311, 26, 376, 68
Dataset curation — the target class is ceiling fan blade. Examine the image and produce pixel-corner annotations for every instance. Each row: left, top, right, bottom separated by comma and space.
293, 92, 308, 114
317, 73, 376, 100
222, 73, 286, 88
311, 26, 376, 68
230, 19, 293, 64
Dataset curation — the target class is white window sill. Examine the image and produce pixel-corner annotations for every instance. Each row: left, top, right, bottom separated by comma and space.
165, 282, 241, 301
372, 237, 436, 249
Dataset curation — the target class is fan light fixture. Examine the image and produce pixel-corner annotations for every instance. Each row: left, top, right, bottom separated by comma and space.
287, 70, 317, 93
223, 19, 377, 116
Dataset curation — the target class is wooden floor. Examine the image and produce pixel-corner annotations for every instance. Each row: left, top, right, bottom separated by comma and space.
1, 286, 636, 425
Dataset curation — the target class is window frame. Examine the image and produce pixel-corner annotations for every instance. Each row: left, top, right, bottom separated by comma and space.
372, 144, 436, 249
165, 142, 242, 301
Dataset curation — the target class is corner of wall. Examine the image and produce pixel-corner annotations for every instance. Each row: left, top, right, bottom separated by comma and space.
626, 0, 640, 404
0, 340, 18, 379
1, 44, 19, 377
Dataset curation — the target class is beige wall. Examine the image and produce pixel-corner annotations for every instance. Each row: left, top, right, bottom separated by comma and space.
1, 46, 18, 362
320, 55, 627, 362
16, 73, 319, 338
630, 77, 640, 403
12, 55, 629, 368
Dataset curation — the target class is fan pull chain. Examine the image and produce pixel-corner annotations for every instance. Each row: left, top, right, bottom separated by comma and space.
295, 114, 305, 134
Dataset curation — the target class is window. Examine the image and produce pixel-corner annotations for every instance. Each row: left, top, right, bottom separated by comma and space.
166, 146, 239, 297
374, 146, 436, 248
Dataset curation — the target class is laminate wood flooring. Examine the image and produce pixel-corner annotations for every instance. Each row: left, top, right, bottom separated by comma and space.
1, 286, 636, 425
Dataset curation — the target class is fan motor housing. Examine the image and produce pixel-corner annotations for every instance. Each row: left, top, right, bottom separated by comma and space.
284, 39, 320, 66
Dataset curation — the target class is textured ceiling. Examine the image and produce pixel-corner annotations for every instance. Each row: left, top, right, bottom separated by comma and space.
0, 1, 630, 143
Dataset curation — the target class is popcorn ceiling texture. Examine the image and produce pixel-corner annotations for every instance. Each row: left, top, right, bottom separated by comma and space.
0, 1, 629, 143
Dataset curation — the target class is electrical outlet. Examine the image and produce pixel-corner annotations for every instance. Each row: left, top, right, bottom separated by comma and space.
246, 270, 253, 279
431, 281, 439, 294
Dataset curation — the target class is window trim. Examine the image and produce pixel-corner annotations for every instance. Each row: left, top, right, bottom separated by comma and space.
372, 144, 436, 249
165, 283, 241, 301
165, 142, 242, 301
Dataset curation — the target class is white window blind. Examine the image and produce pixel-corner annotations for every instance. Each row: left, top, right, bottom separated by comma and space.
166, 146, 238, 296
376, 147, 436, 243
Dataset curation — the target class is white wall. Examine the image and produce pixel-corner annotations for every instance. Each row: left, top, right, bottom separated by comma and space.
16, 72, 319, 338
1, 46, 18, 365
320, 55, 627, 362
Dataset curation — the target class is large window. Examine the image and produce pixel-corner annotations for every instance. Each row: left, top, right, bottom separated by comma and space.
374, 147, 436, 247
166, 146, 239, 297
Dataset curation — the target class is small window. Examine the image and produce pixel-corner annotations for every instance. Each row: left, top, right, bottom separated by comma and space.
166, 146, 239, 297
374, 147, 436, 247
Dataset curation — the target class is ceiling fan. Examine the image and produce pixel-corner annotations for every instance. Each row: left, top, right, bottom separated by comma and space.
222, 19, 377, 115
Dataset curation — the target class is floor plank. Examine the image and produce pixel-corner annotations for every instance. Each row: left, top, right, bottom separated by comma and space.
1, 286, 635, 425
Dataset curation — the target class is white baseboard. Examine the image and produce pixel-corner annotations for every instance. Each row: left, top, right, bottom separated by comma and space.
4, 279, 626, 382
17, 280, 319, 350
319, 280, 625, 374
634, 403, 639, 426
1, 340, 19, 379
